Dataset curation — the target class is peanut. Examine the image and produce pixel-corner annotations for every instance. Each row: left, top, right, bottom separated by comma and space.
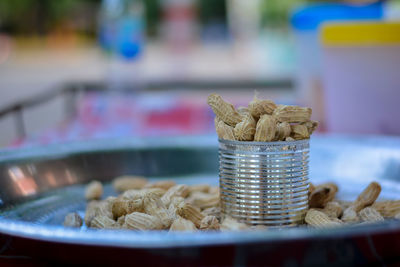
301, 120, 319, 135
199, 216, 220, 230
91, 215, 117, 229
305, 209, 342, 228
177, 203, 205, 228
234, 113, 256, 141
216, 120, 236, 141
207, 94, 242, 126
248, 94, 277, 118
143, 193, 173, 228
112, 198, 143, 218
112, 175, 148, 192
121, 189, 141, 200
209, 186, 219, 195
140, 188, 166, 198
291, 124, 310, 140
359, 207, 384, 223
220, 216, 249, 231
124, 212, 163, 230
144, 180, 176, 191
188, 184, 211, 194
169, 216, 197, 231
237, 106, 250, 116
341, 207, 360, 223
168, 196, 185, 219
309, 183, 338, 208
322, 201, 342, 219
275, 122, 291, 141
254, 114, 276, 142
117, 215, 126, 226
161, 185, 190, 206
353, 182, 381, 212
372, 200, 400, 218
84, 201, 100, 226
201, 207, 221, 218
186, 192, 219, 210
64, 212, 83, 228
85, 181, 103, 200
273, 105, 312, 123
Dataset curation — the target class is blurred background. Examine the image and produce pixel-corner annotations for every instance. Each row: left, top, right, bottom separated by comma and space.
0, 0, 399, 147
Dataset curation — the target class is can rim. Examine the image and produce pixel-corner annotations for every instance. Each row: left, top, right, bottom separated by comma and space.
218, 138, 310, 146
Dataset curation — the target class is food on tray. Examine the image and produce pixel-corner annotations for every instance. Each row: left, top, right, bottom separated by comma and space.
85, 181, 103, 200
207, 93, 318, 141
65, 176, 400, 231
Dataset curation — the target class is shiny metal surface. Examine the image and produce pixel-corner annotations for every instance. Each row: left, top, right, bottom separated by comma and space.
219, 139, 309, 226
0, 135, 399, 249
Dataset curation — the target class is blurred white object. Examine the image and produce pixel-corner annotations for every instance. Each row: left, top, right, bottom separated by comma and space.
291, 2, 383, 127
226, 0, 261, 42
321, 21, 400, 134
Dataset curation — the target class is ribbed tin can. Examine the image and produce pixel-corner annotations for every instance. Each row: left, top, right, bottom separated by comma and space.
219, 139, 309, 227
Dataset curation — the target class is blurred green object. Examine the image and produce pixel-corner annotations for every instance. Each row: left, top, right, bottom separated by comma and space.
0, 0, 99, 35
260, 0, 307, 28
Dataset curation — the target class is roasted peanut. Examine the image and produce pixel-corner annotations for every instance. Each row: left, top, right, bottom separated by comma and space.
341, 207, 360, 223
372, 200, 400, 218
353, 182, 381, 212
309, 183, 338, 208
275, 122, 291, 141
162, 185, 190, 206
305, 209, 342, 228
143, 193, 173, 228
112, 175, 148, 192
216, 120, 236, 140
186, 191, 219, 210
291, 124, 310, 140
207, 94, 242, 126
201, 207, 221, 218
64, 212, 83, 228
248, 94, 277, 118
169, 216, 197, 231
220, 216, 249, 231
322, 201, 342, 219
200, 216, 220, 230
273, 105, 312, 123
359, 207, 384, 223
144, 180, 176, 191
85, 181, 103, 200
91, 215, 117, 229
124, 212, 163, 230
112, 198, 143, 218
254, 114, 276, 142
177, 203, 205, 228
188, 184, 211, 194
234, 113, 256, 141
301, 120, 319, 135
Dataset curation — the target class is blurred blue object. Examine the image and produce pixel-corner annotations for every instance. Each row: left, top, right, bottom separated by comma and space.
99, 0, 144, 60
291, 2, 383, 31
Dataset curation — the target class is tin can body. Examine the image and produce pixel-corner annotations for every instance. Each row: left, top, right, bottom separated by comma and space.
219, 139, 310, 227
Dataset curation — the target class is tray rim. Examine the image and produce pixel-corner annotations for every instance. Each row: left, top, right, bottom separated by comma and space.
0, 217, 399, 249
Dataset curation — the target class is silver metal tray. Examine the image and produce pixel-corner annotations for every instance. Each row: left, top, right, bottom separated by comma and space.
0, 135, 400, 265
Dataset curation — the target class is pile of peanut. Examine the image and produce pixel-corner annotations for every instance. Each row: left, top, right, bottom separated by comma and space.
305, 181, 400, 227
64, 176, 248, 231
207, 93, 318, 141
64, 177, 400, 231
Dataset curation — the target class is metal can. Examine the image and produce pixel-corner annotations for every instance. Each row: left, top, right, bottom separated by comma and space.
219, 139, 309, 227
